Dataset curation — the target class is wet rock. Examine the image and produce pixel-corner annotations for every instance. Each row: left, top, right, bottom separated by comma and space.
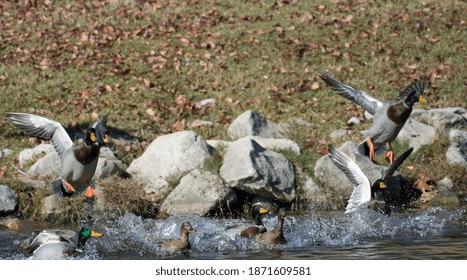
41, 195, 62, 222
219, 137, 296, 202
160, 169, 236, 216
0, 185, 18, 214
411, 107, 467, 131
127, 131, 212, 197
314, 141, 386, 197
207, 136, 300, 155
227, 110, 285, 140
397, 118, 436, 152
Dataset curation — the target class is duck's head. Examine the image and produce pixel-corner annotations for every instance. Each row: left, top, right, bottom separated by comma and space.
76, 227, 103, 252
403, 80, 427, 107
251, 203, 269, 226
180, 222, 195, 236
371, 179, 386, 197
277, 208, 287, 220
84, 127, 98, 146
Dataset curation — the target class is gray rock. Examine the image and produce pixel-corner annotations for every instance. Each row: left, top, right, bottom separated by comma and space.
207, 136, 301, 155
314, 141, 387, 197
227, 110, 285, 140
94, 147, 123, 179
0, 148, 12, 158
41, 195, 62, 221
437, 177, 453, 192
28, 148, 61, 177
127, 131, 211, 197
449, 130, 467, 143
219, 137, 296, 202
299, 173, 334, 209
397, 118, 436, 152
330, 129, 352, 140
347, 117, 361, 126
0, 185, 17, 213
446, 144, 467, 166
160, 169, 236, 216
411, 107, 467, 131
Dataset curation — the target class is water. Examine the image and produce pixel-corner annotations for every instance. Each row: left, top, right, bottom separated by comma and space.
1, 206, 466, 260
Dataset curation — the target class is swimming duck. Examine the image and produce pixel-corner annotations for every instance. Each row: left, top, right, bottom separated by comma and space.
4, 113, 109, 198
328, 144, 414, 216
162, 222, 195, 253
21, 227, 103, 260
256, 208, 287, 245
240, 203, 270, 238
319, 72, 426, 164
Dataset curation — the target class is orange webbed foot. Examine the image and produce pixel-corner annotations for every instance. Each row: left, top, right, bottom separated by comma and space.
64, 181, 76, 193
368, 138, 375, 161
84, 186, 98, 198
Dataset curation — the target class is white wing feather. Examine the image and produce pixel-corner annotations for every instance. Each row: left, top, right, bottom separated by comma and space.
328, 145, 372, 213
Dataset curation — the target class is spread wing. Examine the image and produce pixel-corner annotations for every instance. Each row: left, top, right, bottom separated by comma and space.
319, 72, 383, 115
382, 147, 414, 180
4, 113, 73, 157
328, 144, 372, 213
395, 79, 427, 101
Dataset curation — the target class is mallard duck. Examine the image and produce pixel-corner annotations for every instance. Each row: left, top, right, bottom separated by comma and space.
162, 222, 195, 252
21, 227, 103, 260
240, 203, 270, 238
319, 72, 426, 163
256, 208, 287, 245
328, 144, 414, 216
4, 113, 109, 198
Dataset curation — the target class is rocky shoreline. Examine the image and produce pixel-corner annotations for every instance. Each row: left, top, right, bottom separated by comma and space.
1, 107, 466, 227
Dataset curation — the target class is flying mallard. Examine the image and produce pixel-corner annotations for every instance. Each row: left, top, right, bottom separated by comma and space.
21, 227, 103, 260
319, 72, 426, 163
328, 144, 414, 216
4, 113, 109, 198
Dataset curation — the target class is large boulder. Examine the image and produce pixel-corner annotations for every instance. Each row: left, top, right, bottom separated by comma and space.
397, 118, 436, 152
227, 110, 286, 140
94, 147, 124, 179
207, 136, 300, 155
219, 137, 296, 202
446, 130, 467, 166
127, 131, 212, 197
160, 169, 236, 216
0, 185, 17, 214
411, 107, 466, 131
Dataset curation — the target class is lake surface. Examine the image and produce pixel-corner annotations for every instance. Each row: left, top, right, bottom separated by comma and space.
1, 206, 466, 260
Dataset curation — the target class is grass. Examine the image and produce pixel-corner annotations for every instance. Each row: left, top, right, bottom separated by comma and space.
0, 0, 465, 222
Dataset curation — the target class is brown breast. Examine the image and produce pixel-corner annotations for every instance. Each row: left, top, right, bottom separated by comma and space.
387, 102, 412, 124
241, 225, 266, 238
73, 143, 100, 165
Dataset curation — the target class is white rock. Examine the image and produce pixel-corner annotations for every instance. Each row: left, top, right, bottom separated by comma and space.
160, 169, 236, 216
397, 118, 436, 152
127, 131, 211, 196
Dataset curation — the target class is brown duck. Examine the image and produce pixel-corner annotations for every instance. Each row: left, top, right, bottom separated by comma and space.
240, 203, 269, 238
162, 222, 195, 252
256, 208, 287, 245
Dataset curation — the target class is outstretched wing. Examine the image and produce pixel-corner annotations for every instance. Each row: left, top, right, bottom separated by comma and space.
328, 144, 372, 213
4, 113, 73, 157
395, 79, 427, 101
319, 72, 383, 115
382, 147, 414, 180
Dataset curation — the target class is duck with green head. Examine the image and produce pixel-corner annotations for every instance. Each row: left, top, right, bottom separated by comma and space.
320, 72, 426, 164
21, 227, 104, 260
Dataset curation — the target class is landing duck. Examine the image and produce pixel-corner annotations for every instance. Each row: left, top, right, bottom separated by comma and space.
328, 144, 414, 216
4, 113, 109, 198
21, 227, 103, 260
320, 72, 426, 163
162, 222, 195, 253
